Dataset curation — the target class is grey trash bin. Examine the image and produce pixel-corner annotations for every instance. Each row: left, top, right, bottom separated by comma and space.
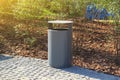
48, 20, 73, 68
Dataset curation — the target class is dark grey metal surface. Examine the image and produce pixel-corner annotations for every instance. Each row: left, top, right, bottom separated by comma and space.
48, 29, 71, 68
48, 20, 73, 68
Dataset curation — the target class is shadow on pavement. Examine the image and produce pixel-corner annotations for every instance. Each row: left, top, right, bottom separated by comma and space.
62, 66, 119, 80
0, 54, 13, 61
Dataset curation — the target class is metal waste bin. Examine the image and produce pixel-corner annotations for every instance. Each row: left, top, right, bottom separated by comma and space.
48, 20, 73, 68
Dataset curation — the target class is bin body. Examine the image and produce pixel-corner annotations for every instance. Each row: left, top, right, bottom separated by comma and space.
48, 29, 72, 68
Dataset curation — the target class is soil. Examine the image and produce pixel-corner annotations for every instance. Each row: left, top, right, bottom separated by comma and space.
0, 18, 120, 77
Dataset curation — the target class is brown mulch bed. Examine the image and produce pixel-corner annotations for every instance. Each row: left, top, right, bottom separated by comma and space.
0, 18, 120, 77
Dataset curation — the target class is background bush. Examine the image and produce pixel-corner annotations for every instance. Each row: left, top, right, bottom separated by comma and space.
0, 0, 119, 20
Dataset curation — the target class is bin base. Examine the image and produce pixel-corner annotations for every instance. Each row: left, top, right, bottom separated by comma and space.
49, 64, 72, 69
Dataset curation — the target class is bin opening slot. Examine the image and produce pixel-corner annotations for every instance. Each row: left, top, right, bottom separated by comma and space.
51, 28, 68, 30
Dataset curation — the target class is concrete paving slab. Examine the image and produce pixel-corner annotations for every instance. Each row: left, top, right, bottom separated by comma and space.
0, 54, 120, 80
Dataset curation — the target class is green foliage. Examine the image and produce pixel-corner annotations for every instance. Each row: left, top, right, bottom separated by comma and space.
111, 0, 120, 35
13, 23, 38, 47
0, 0, 17, 17
14, 24, 29, 38
13, 0, 56, 20
0, 0, 120, 20
24, 37, 37, 47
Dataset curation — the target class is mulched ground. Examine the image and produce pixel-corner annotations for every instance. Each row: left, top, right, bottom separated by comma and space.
0, 18, 120, 77
72, 18, 120, 76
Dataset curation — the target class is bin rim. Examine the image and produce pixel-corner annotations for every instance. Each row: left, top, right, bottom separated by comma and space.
48, 20, 73, 24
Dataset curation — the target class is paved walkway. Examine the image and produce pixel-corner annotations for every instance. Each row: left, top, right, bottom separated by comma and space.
0, 54, 120, 80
